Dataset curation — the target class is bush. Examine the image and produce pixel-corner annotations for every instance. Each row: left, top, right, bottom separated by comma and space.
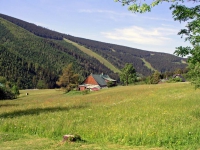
82, 89, 90, 95
107, 81, 116, 87
69, 134, 82, 142
0, 87, 16, 100
167, 77, 183, 83
11, 85, 20, 96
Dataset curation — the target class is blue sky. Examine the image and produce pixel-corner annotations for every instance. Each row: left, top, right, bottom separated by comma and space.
0, 0, 196, 54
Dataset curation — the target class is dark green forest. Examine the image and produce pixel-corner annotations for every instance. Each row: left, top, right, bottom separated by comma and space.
0, 13, 64, 40
0, 13, 187, 76
66, 36, 187, 75
0, 17, 116, 89
0, 13, 188, 90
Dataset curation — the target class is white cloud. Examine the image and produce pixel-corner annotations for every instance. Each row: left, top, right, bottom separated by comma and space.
101, 26, 178, 46
143, 16, 172, 22
79, 9, 136, 18
79, 9, 173, 22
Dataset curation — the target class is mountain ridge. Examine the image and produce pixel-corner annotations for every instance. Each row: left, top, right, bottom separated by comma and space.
0, 13, 188, 89
0, 16, 117, 89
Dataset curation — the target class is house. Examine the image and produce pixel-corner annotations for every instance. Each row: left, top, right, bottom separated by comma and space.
172, 74, 185, 82
79, 73, 116, 91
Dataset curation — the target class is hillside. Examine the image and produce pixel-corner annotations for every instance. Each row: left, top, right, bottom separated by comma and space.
64, 38, 121, 73
0, 17, 117, 89
65, 35, 187, 75
0, 13, 187, 76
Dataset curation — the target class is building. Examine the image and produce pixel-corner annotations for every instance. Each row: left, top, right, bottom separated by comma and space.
79, 73, 116, 91
172, 74, 185, 82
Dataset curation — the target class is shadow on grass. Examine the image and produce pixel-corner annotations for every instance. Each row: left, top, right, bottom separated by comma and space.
0, 105, 87, 118
0, 104, 19, 107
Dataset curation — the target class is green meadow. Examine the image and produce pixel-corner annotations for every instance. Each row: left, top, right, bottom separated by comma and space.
0, 83, 200, 150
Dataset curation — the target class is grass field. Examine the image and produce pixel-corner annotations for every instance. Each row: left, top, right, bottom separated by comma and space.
0, 83, 200, 149
64, 38, 121, 73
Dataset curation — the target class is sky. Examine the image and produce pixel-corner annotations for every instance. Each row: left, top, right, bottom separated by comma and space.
0, 0, 197, 54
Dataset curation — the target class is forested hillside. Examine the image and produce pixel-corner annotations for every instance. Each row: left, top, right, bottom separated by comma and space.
0, 17, 116, 89
0, 45, 58, 89
66, 36, 187, 75
0, 13, 64, 40
0, 13, 188, 89
0, 13, 187, 76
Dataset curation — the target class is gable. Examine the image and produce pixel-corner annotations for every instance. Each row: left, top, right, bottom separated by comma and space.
83, 75, 99, 85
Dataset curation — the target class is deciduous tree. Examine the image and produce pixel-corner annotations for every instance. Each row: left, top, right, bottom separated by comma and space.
171, 5, 200, 88
120, 63, 137, 86
150, 71, 161, 84
0, 78, 19, 100
56, 63, 79, 92
11, 85, 20, 98
114, 0, 199, 13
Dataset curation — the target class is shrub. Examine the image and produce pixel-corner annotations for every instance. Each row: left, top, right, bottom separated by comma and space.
107, 81, 116, 87
11, 85, 20, 97
167, 77, 183, 83
69, 134, 82, 142
0, 87, 16, 100
82, 89, 90, 95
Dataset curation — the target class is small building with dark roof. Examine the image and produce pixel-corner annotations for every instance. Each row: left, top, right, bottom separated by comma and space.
79, 73, 116, 91
172, 74, 186, 82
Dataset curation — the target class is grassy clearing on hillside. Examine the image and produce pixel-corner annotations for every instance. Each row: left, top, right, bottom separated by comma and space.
141, 58, 157, 72
64, 38, 120, 73
0, 83, 200, 149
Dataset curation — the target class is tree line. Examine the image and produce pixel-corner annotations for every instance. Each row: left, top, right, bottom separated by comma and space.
120, 63, 188, 86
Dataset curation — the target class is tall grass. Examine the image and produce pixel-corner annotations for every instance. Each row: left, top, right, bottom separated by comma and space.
0, 83, 200, 149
